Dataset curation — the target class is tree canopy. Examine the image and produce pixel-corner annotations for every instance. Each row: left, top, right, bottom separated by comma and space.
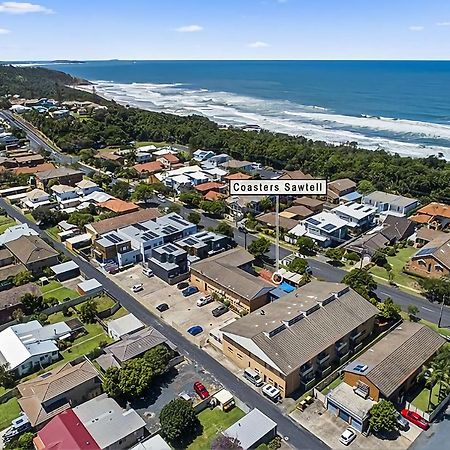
248, 237, 271, 259
342, 268, 377, 300
369, 399, 398, 433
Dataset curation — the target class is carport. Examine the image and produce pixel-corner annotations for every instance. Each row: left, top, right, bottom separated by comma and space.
49, 260, 80, 281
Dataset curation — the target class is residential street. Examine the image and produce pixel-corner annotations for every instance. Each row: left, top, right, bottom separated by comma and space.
0, 198, 329, 450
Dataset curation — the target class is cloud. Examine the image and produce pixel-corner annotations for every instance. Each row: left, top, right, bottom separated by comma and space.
0, 27, 10, 34
0, 2, 53, 14
175, 24, 203, 33
436, 22, 450, 27
248, 41, 269, 48
408, 25, 424, 32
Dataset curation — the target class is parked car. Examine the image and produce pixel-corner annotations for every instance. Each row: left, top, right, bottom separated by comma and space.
157, 194, 166, 202
193, 381, 210, 399
262, 383, 281, 402
3, 414, 31, 444
401, 409, 430, 430
177, 281, 189, 290
142, 267, 154, 277
339, 428, 357, 446
187, 325, 203, 336
182, 286, 199, 297
396, 413, 410, 431
156, 303, 169, 312
197, 295, 213, 307
131, 283, 143, 293
212, 304, 229, 317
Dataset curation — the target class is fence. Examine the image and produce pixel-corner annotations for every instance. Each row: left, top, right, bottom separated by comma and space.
96, 301, 121, 320
405, 390, 450, 422
0, 388, 18, 405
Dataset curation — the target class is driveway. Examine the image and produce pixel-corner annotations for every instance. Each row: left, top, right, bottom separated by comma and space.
111, 266, 237, 345
131, 359, 222, 434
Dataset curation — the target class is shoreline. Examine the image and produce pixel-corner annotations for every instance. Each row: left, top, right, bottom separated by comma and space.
74, 81, 450, 161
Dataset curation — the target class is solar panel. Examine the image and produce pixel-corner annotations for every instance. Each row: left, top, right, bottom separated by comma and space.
415, 247, 436, 257
143, 231, 158, 239
169, 216, 189, 226
184, 238, 198, 245
107, 234, 122, 243
164, 244, 178, 252
163, 225, 178, 234
307, 218, 320, 226
323, 223, 336, 231
133, 223, 148, 232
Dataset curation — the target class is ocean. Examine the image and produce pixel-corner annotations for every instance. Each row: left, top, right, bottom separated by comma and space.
41, 60, 450, 160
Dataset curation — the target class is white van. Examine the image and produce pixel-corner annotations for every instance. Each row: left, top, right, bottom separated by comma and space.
262, 383, 281, 402
243, 368, 264, 387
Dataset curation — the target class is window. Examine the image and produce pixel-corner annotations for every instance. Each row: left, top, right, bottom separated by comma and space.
237, 353, 243, 359
228, 347, 234, 353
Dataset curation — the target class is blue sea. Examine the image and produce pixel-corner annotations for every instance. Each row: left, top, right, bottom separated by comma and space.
39, 60, 450, 159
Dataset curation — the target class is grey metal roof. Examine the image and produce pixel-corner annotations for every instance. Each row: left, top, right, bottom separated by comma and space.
346, 322, 445, 398
363, 191, 418, 208
49, 260, 79, 275
222, 282, 379, 375
223, 409, 276, 450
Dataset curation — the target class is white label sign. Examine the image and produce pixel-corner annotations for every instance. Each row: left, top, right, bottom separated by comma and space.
229, 179, 327, 196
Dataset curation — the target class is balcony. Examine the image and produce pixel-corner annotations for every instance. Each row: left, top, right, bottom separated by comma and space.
300, 364, 314, 377
301, 377, 316, 391
317, 353, 330, 366
350, 331, 363, 342
335, 341, 348, 353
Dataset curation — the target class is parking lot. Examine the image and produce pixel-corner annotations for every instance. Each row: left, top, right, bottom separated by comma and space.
110, 266, 237, 344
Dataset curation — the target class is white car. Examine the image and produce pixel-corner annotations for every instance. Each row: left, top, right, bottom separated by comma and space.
142, 268, 153, 277
262, 383, 281, 402
339, 428, 357, 446
197, 295, 213, 307
131, 283, 143, 293
157, 194, 166, 202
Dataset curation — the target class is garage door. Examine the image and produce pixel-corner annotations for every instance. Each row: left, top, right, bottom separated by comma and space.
327, 400, 338, 415
339, 409, 351, 424
351, 418, 363, 432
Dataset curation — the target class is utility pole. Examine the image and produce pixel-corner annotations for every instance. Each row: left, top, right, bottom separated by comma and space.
438, 294, 447, 329
275, 195, 280, 272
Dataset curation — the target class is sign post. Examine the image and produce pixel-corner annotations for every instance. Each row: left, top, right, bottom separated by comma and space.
229, 178, 327, 273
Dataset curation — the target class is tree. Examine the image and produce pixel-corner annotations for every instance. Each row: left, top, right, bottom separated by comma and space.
211, 435, 243, 450
369, 400, 398, 433
32, 207, 68, 226
110, 180, 130, 200
215, 221, 234, 238
407, 304, 419, 321
179, 191, 202, 207
78, 300, 98, 324
325, 247, 344, 262
11, 270, 33, 287
372, 251, 388, 267
12, 308, 24, 322
248, 237, 271, 259
21, 293, 44, 315
5, 432, 34, 450
133, 182, 155, 204
0, 363, 14, 389
377, 297, 401, 321
419, 278, 450, 305
159, 398, 200, 445
166, 204, 180, 214
342, 269, 377, 300
144, 344, 174, 377
287, 257, 308, 274
188, 211, 201, 225
296, 236, 315, 256
68, 212, 94, 228
200, 200, 227, 217
358, 179, 376, 194
102, 367, 122, 398
259, 196, 273, 212
118, 358, 154, 397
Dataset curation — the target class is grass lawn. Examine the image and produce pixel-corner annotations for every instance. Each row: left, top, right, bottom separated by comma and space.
187, 407, 245, 450
136, 141, 169, 148
24, 212, 35, 223
410, 383, 442, 412
369, 246, 421, 291
321, 376, 343, 395
0, 215, 15, 234
41, 280, 79, 303
94, 294, 115, 312
45, 225, 60, 241
0, 398, 20, 431
106, 306, 128, 321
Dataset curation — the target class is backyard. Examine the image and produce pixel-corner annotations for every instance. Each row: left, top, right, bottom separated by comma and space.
409, 383, 443, 413
369, 246, 421, 291
0, 397, 20, 431
320, 376, 343, 395
0, 215, 15, 234
187, 407, 245, 450
41, 279, 79, 303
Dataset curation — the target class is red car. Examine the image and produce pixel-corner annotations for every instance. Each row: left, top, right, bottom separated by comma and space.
193, 381, 210, 399
401, 409, 430, 430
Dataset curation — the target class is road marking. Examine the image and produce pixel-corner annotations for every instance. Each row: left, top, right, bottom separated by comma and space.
421, 307, 433, 312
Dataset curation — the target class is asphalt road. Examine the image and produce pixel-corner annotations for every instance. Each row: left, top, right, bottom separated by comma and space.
0, 198, 329, 450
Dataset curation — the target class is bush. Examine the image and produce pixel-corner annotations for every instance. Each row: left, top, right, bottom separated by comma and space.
344, 251, 360, 262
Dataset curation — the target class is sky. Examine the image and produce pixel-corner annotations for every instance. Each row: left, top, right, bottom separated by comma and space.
1, 0, 450, 60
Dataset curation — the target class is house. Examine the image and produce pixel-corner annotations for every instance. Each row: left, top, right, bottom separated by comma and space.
379, 215, 416, 243
65, 233, 91, 251
0, 320, 71, 376
0, 248, 14, 268
103, 327, 173, 367
0, 282, 39, 324
221, 159, 253, 172
224, 172, 252, 182
77, 278, 103, 295
190, 247, 275, 313
281, 205, 315, 220
221, 281, 379, 397
49, 260, 80, 281
156, 152, 180, 168
21, 188, 51, 210
76, 179, 101, 197
85, 208, 161, 241
36, 394, 147, 450
147, 243, 189, 284
278, 169, 313, 180
194, 181, 227, 197
94, 152, 124, 165
292, 196, 324, 213
17, 360, 102, 429
13, 162, 55, 176
175, 230, 231, 262
204, 190, 226, 201
414, 227, 447, 248
133, 161, 164, 178
51, 184, 80, 207
345, 233, 389, 258
410, 202, 450, 230
327, 178, 357, 204
342, 322, 445, 403
107, 314, 145, 340
193, 149, 215, 162
362, 191, 419, 217
287, 212, 348, 247
223, 409, 277, 450
0, 223, 38, 246
226, 195, 267, 220
130, 435, 171, 450
98, 199, 139, 215
202, 153, 231, 167
35, 167, 84, 189
256, 212, 299, 231
331, 202, 377, 232
5, 235, 59, 274
405, 235, 450, 278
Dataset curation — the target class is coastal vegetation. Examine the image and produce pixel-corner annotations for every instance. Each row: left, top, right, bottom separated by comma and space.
1, 66, 449, 203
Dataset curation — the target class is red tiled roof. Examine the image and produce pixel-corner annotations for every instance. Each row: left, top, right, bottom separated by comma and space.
413, 202, 450, 220
99, 199, 139, 214
224, 172, 252, 180
35, 409, 100, 450
157, 153, 179, 163
13, 162, 55, 175
133, 161, 164, 174
204, 190, 227, 201
194, 181, 226, 193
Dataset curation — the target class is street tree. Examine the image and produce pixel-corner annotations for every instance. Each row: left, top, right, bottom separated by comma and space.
179, 191, 202, 207
133, 183, 155, 204
215, 221, 234, 238
377, 297, 401, 321
325, 247, 344, 262
407, 304, 419, 321
248, 237, 271, 260
287, 257, 308, 274
200, 200, 227, 217
342, 269, 377, 300
187, 211, 201, 225
369, 400, 398, 433
419, 278, 450, 305
296, 236, 316, 256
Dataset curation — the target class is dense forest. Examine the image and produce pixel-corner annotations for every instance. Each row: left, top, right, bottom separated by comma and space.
1, 65, 449, 203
